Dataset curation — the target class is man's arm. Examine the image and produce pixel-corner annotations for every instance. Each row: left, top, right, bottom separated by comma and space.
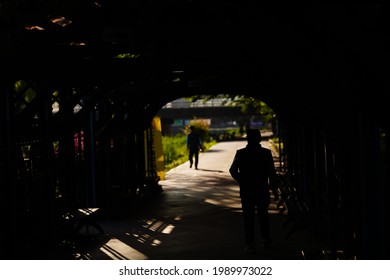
198, 135, 203, 150
229, 152, 241, 183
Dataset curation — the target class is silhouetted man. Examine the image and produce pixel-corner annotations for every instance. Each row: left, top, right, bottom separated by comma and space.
229, 129, 279, 253
186, 125, 202, 169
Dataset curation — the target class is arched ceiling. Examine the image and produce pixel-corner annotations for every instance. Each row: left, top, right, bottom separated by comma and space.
1, 1, 388, 128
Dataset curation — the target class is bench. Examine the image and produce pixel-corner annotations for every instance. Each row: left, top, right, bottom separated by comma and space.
276, 173, 298, 214
61, 207, 104, 236
276, 174, 317, 239
283, 194, 314, 239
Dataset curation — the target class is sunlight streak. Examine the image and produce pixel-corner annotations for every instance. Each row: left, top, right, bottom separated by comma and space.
99, 238, 148, 260
205, 198, 241, 208
161, 224, 175, 234
142, 219, 176, 234
151, 239, 162, 246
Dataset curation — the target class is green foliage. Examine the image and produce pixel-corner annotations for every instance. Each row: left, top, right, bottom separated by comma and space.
162, 134, 187, 170
187, 119, 211, 142
193, 94, 274, 124
227, 95, 276, 122
114, 53, 140, 59
187, 94, 276, 123
271, 136, 283, 151
14, 80, 38, 113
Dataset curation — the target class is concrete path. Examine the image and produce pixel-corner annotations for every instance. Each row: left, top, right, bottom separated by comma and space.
64, 139, 328, 260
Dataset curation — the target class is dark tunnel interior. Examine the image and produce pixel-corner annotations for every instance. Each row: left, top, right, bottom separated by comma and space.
1, 1, 390, 260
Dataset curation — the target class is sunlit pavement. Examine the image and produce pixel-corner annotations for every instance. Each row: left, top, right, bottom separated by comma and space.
67, 138, 328, 260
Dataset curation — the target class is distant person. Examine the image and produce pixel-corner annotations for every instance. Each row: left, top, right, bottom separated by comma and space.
186, 125, 203, 169
229, 129, 279, 253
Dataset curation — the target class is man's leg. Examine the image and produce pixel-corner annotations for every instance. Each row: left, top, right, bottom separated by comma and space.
189, 150, 194, 168
194, 151, 199, 169
257, 195, 271, 246
242, 199, 256, 247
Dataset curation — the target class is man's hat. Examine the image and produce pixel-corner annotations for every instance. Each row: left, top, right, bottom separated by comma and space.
247, 129, 262, 142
